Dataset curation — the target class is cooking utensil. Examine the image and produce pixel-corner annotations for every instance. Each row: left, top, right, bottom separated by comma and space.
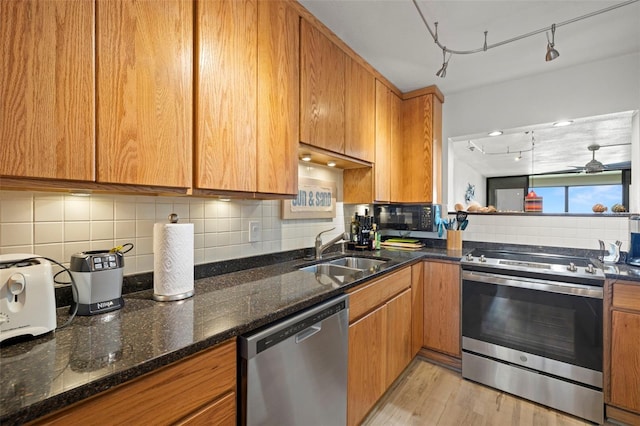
455, 211, 468, 230
460, 219, 469, 230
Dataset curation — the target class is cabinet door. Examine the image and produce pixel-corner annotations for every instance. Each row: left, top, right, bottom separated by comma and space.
300, 19, 345, 154
348, 305, 387, 426
97, 0, 192, 187
386, 288, 412, 387
374, 80, 391, 202
401, 94, 433, 202
411, 262, 424, 357
256, 0, 298, 196
196, 0, 256, 192
1, 0, 94, 181
610, 310, 640, 413
423, 261, 461, 357
345, 58, 375, 162
34, 340, 236, 425
389, 91, 404, 202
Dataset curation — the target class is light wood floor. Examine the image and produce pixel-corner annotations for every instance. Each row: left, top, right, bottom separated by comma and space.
363, 357, 597, 426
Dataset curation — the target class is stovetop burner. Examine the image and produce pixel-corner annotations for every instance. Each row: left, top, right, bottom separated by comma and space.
461, 249, 605, 285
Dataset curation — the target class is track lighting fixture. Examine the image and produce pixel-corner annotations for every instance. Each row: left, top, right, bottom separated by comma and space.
411, 0, 639, 77
435, 47, 450, 78
545, 24, 560, 61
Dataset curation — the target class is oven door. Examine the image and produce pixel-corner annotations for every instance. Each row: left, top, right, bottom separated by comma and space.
462, 269, 603, 386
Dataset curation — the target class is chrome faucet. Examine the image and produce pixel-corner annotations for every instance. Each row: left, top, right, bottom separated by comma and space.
315, 227, 350, 260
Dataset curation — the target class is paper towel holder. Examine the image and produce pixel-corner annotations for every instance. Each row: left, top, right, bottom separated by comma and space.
153, 213, 195, 302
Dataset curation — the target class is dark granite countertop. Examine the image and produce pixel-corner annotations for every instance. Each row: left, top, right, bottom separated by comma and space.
601, 262, 640, 284
4, 240, 635, 425
1, 248, 448, 425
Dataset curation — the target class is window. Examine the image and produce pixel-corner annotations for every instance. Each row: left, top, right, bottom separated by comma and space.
487, 170, 629, 213
568, 185, 623, 213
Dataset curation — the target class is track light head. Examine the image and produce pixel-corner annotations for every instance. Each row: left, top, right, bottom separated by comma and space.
545, 24, 560, 61
436, 47, 450, 78
545, 43, 560, 61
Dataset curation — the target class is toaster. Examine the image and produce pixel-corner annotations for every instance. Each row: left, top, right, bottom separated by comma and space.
0, 254, 57, 343
70, 250, 124, 316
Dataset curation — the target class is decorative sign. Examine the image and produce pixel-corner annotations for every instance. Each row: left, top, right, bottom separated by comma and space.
282, 177, 337, 219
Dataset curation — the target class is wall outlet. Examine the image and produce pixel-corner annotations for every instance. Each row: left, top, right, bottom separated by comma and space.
249, 221, 261, 242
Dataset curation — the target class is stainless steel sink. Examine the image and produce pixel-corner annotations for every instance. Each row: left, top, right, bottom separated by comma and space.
299, 256, 390, 276
327, 257, 387, 271
299, 263, 361, 276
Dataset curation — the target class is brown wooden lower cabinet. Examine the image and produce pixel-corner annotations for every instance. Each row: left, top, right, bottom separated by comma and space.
410, 262, 424, 357
385, 288, 412, 387
346, 266, 413, 426
422, 260, 461, 359
607, 281, 640, 424
348, 305, 387, 426
30, 339, 236, 426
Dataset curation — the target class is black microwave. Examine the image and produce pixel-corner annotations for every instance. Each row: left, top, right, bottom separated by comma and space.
373, 204, 440, 232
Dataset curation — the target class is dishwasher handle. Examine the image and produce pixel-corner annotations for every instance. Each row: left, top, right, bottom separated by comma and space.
295, 324, 322, 344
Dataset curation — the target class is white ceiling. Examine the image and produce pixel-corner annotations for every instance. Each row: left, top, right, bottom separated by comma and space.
298, 0, 640, 95
450, 110, 634, 177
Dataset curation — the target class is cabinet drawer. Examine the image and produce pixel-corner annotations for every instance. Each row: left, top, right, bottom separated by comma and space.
613, 283, 640, 311
347, 267, 411, 322
176, 391, 236, 426
32, 339, 236, 425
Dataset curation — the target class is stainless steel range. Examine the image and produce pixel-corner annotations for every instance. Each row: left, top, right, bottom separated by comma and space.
460, 249, 604, 424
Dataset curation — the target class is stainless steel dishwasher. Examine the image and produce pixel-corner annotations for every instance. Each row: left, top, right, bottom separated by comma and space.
239, 294, 349, 426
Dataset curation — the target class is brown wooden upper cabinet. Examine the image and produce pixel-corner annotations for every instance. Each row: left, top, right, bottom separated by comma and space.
345, 57, 375, 162
300, 19, 345, 154
97, 0, 193, 188
256, 0, 299, 196
1, 0, 95, 181
398, 92, 443, 203
373, 80, 404, 202
300, 19, 375, 163
196, 0, 257, 193
196, 0, 298, 196
374, 81, 391, 202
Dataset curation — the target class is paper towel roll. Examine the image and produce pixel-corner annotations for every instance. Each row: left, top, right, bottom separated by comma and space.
153, 222, 194, 301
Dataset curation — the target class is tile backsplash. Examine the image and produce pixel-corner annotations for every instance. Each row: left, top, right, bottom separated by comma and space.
0, 190, 346, 276
451, 213, 630, 252
0, 185, 632, 277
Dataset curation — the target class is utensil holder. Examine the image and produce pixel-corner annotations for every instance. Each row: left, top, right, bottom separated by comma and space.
447, 230, 462, 251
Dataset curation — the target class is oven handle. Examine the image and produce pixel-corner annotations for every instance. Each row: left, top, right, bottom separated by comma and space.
462, 270, 603, 299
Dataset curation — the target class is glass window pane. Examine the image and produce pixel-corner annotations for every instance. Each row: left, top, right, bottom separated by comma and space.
529, 187, 565, 213
568, 185, 622, 213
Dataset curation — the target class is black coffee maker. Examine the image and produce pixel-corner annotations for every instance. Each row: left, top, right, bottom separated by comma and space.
628, 215, 640, 267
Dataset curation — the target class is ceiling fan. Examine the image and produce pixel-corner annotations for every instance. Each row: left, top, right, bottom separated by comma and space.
569, 143, 631, 173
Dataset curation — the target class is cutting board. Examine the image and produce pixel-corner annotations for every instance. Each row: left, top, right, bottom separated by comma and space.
381, 238, 423, 250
